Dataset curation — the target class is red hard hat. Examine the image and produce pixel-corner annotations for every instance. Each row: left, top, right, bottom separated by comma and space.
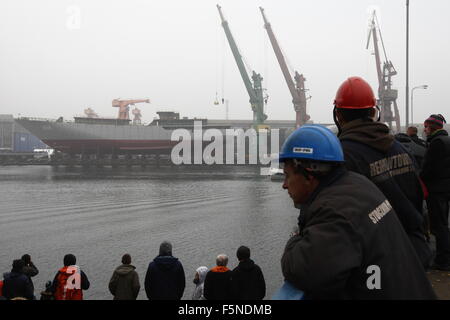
334, 77, 376, 109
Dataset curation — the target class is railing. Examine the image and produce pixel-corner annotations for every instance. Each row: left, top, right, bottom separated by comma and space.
18, 116, 57, 122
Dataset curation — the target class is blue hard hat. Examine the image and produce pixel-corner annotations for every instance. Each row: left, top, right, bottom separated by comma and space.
279, 125, 344, 163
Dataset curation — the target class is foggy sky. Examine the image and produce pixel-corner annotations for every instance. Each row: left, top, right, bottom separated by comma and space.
0, 0, 448, 125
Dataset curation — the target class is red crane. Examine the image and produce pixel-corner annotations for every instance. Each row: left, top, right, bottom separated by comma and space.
112, 99, 150, 120
260, 7, 310, 128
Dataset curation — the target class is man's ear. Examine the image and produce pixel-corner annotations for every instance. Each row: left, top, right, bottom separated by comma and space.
304, 168, 315, 181
370, 107, 377, 119
335, 109, 345, 126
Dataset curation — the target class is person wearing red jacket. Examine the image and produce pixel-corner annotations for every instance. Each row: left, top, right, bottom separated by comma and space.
50, 254, 90, 300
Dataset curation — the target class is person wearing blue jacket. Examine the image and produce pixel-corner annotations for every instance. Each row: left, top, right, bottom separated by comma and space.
144, 241, 185, 300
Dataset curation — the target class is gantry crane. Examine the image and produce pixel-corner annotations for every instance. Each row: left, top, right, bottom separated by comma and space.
260, 7, 310, 128
112, 99, 150, 120
217, 4, 268, 129
366, 11, 400, 132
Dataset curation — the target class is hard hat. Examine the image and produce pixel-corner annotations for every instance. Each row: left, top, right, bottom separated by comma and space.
334, 76, 376, 109
279, 125, 344, 163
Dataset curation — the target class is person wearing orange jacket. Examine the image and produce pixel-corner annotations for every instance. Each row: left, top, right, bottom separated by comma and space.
332, 76, 432, 269
50, 254, 90, 300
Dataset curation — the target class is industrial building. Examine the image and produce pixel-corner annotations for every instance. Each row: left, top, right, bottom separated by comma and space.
0, 114, 48, 153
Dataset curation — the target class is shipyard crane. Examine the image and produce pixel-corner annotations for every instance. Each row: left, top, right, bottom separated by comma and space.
366, 11, 400, 132
112, 99, 150, 120
217, 4, 268, 129
132, 107, 142, 125
260, 7, 310, 128
84, 108, 99, 118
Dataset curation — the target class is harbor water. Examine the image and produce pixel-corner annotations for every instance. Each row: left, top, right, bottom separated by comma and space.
0, 165, 299, 300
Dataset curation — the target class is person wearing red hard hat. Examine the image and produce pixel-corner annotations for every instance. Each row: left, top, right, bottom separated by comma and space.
332, 76, 432, 269
420, 114, 450, 271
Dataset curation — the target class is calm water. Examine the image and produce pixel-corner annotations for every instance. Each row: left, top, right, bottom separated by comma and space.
0, 165, 299, 300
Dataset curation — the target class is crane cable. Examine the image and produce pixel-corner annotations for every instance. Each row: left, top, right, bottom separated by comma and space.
214, 23, 219, 105
263, 26, 269, 111
221, 31, 226, 104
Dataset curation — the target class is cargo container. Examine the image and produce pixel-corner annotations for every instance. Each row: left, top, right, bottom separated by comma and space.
1, 115, 49, 153
13, 132, 48, 153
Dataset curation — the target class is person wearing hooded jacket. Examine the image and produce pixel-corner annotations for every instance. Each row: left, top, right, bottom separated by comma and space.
231, 246, 266, 300
50, 254, 90, 300
144, 241, 185, 300
332, 76, 432, 269
191, 266, 208, 300
2, 259, 34, 300
109, 254, 140, 300
420, 114, 450, 271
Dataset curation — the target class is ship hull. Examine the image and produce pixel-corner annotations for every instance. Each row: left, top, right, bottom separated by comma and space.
15, 118, 177, 154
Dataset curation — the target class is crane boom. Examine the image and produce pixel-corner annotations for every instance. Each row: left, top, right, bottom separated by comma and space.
217, 4, 267, 127
367, 14, 384, 93
260, 7, 308, 128
112, 98, 150, 120
366, 11, 400, 132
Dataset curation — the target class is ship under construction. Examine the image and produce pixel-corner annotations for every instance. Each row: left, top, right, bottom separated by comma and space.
9, 6, 407, 166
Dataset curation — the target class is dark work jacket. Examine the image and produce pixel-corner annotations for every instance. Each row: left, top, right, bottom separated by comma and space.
281, 168, 436, 299
231, 259, 266, 300
22, 263, 39, 297
394, 133, 427, 168
3, 272, 34, 300
203, 266, 233, 300
410, 134, 427, 148
339, 119, 431, 268
421, 129, 450, 194
144, 255, 185, 300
